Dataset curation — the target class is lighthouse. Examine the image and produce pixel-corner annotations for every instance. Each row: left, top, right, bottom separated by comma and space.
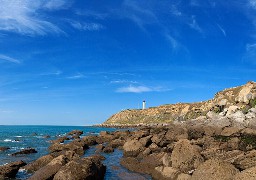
142, 100, 146, 110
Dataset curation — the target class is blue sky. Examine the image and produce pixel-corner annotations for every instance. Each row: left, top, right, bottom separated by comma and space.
0, 0, 256, 125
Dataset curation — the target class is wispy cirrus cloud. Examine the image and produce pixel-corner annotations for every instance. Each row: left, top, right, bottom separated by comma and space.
0, 54, 20, 63
110, 80, 138, 84
116, 85, 170, 93
70, 21, 104, 31
66, 73, 86, 80
44, 0, 72, 10
243, 43, 256, 64
0, 0, 68, 36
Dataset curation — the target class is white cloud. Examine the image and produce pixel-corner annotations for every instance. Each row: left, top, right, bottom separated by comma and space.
67, 73, 86, 79
165, 34, 179, 50
0, 54, 20, 63
249, 0, 256, 9
70, 21, 104, 31
189, 15, 203, 33
0, 0, 64, 36
116, 85, 170, 93
116, 85, 152, 93
217, 24, 226, 37
110, 80, 138, 84
44, 0, 71, 10
243, 43, 256, 63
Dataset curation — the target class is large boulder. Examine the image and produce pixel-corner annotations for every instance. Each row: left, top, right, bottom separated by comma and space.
28, 155, 67, 180
123, 139, 145, 157
191, 159, 239, 180
233, 150, 256, 170
0, 161, 26, 179
171, 139, 204, 173
53, 156, 106, 180
228, 111, 246, 123
24, 154, 54, 172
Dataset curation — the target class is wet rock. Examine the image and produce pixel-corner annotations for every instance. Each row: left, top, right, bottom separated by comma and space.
191, 159, 239, 180
28, 155, 67, 180
43, 135, 51, 138
11, 148, 37, 156
67, 130, 83, 136
171, 139, 204, 173
0, 146, 10, 151
109, 139, 125, 148
24, 154, 54, 172
0, 161, 26, 179
82, 135, 98, 146
53, 156, 106, 180
102, 146, 114, 153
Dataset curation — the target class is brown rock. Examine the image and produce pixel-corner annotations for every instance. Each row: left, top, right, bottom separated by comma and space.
221, 127, 241, 136
123, 139, 145, 157
11, 148, 37, 156
53, 156, 106, 180
0, 161, 26, 179
0, 146, 10, 151
24, 154, 54, 172
82, 135, 98, 146
177, 173, 191, 180
233, 150, 256, 170
234, 166, 256, 180
28, 155, 67, 180
165, 126, 188, 141
191, 159, 239, 180
171, 139, 204, 172
153, 166, 180, 180
102, 146, 114, 153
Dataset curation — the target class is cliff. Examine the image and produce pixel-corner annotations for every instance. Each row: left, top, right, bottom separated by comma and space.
103, 81, 256, 125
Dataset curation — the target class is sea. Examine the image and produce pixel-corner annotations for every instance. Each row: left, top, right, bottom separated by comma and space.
0, 125, 151, 180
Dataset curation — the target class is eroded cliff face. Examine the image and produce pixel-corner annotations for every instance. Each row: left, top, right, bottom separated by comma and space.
104, 81, 256, 125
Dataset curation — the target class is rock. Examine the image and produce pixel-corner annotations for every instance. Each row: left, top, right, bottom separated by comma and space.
120, 152, 165, 175
249, 108, 256, 113
67, 130, 83, 136
53, 156, 106, 180
11, 148, 37, 156
153, 166, 180, 180
139, 135, 152, 147
207, 117, 231, 128
228, 111, 245, 123
234, 166, 256, 180
102, 146, 114, 153
0, 161, 26, 179
219, 99, 228, 106
165, 126, 188, 141
221, 127, 241, 136
24, 154, 54, 172
206, 111, 220, 119
123, 139, 145, 157
162, 153, 172, 167
148, 143, 160, 152
0, 146, 10, 151
171, 139, 204, 173
43, 135, 51, 138
28, 155, 67, 180
81, 135, 98, 146
177, 173, 191, 180
191, 159, 239, 180
109, 139, 125, 148
233, 150, 256, 170
226, 106, 239, 116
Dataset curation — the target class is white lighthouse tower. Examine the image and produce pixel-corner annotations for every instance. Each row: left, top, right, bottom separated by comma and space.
142, 100, 146, 110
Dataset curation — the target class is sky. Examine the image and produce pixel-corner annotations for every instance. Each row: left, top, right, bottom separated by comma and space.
0, 0, 256, 125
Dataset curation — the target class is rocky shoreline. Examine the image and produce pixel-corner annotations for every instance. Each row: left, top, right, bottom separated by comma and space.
1, 116, 256, 179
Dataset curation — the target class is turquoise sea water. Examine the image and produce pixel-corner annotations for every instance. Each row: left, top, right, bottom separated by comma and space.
0, 125, 151, 180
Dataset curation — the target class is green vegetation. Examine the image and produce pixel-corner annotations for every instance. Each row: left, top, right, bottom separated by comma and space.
249, 98, 256, 108
214, 135, 231, 142
239, 134, 256, 151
